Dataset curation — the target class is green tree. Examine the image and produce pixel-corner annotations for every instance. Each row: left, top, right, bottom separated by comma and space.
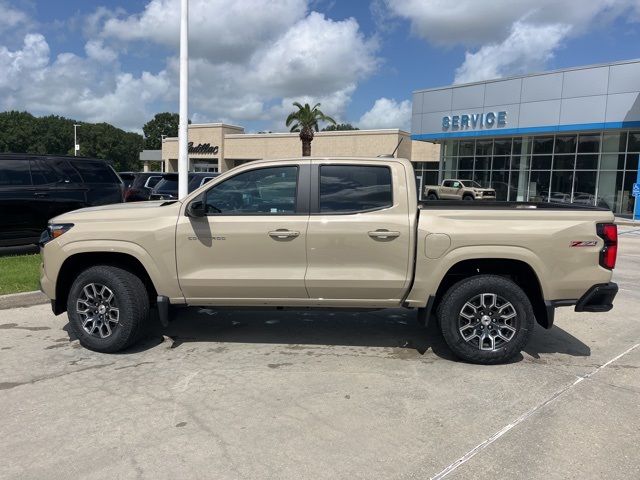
142, 112, 181, 149
322, 123, 359, 131
0, 111, 143, 171
285, 102, 336, 156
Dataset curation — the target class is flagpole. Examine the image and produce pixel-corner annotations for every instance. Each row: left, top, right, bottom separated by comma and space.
178, 0, 189, 199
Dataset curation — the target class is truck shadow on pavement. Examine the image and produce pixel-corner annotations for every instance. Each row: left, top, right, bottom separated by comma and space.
65, 307, 591, 363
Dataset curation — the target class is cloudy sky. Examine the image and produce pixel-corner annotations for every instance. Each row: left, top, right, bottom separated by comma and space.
2, 0, 640, 133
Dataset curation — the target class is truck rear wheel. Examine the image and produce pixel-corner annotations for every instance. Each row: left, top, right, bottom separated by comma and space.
66, 265, 149, 353
427, 192, 438, 200
437, 275, 534, 364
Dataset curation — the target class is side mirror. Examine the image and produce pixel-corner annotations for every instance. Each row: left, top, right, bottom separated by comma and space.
186, 197, 206, 218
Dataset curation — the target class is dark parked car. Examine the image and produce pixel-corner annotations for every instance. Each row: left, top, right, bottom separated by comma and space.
119, 171, 163, 202
149, 172, 219, 200
0, 154, 123, 246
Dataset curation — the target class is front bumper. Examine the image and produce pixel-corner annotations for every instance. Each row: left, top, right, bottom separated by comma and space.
39, 261, 55, 299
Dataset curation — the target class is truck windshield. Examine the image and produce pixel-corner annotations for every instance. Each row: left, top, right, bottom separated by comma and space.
465, 181, 483, 188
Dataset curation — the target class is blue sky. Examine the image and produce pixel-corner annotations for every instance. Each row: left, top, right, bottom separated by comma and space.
2, 0, 640, 134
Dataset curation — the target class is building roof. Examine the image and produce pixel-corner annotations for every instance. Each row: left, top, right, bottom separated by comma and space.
413, 57, 640, 94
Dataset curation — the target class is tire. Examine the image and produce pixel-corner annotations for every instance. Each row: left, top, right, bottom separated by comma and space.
427, 192, 438, 200
462, 194, 474, 201
437, 275, 534, 364
66, 265, 149, 353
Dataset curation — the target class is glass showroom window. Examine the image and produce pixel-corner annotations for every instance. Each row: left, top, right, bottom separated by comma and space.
440, 131, 640, 212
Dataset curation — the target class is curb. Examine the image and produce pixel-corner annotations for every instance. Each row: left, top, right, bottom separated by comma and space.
0, 290, 49, 310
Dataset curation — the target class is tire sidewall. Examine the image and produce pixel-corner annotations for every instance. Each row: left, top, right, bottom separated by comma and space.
439, 276, 534, 364
67, 267, 141, 352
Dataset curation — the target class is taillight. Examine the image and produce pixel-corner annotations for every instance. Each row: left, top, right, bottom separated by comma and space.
124, 188, 137, 201
596, 223, 617, 270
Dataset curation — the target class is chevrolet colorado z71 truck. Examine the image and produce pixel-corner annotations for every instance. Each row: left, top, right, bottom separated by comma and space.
39, 157, 618, 364
425, 179, 496, 201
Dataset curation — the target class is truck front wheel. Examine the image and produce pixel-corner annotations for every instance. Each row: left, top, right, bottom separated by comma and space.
66, 265, 149, 353
437, 275, 534, 364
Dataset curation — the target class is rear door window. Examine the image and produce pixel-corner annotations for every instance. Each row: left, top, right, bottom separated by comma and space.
145, 176, 162, 188
319, 165, 392, 213
70, 160, 119, 183
0, 159, 31, 186
30, 159, 59, 185
49, 158, 82, 183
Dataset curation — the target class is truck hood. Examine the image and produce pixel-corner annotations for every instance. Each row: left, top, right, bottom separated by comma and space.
51, 200, 182, 223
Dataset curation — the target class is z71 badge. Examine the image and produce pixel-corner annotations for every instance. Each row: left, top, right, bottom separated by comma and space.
570, 240, 597, 247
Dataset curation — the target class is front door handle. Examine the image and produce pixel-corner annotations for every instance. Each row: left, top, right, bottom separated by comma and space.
268, 229, 300, 239
33, 192, 49, 198
368, 229, 401, 239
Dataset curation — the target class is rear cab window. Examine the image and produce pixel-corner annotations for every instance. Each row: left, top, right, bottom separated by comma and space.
319, 165, 392, 213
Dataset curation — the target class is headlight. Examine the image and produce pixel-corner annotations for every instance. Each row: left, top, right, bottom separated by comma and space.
40, 223, 74, 246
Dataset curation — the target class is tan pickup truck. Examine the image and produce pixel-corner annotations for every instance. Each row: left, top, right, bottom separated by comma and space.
39, 157, 618, 364
425, 179, 496, 201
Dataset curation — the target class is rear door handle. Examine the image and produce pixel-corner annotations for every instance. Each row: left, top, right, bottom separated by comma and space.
368, 229, 401, 239
33, 192, 48, 198
268, 229, 300, 239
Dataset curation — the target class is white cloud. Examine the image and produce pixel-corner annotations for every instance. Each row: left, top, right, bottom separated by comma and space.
454, 21, 570, 84
384, 0, 635, 45
0, 1, 31, 33
100, 0, 308, 63
0, 33, 170, 131
358, 97, 411, 130
84, 39, 118, 63
161, 9, 378, 129
0, 1, 379, 133
384, 0, 640, 83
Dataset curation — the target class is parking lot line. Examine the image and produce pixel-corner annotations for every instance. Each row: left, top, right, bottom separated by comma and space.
429, 342, 640, 480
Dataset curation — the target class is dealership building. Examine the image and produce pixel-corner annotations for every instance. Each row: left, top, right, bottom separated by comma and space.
152, 123, 440, 184
411, 59, 640, 214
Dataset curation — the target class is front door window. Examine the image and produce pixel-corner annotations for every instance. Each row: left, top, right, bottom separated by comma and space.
204, 166, 298, 214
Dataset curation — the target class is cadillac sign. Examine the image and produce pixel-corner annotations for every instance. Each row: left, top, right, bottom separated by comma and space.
188, 142, 219, 154
442, 111, 507, 131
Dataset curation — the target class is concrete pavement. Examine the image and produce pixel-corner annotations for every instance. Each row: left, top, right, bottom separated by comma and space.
0, 229, 639, 479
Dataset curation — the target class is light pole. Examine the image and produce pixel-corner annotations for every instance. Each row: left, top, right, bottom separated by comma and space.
178, 0, 189, 198
73, 124, 81, 156
160, 134, 167, 172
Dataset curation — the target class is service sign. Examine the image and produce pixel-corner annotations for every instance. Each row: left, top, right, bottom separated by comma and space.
442, 111, 507, 131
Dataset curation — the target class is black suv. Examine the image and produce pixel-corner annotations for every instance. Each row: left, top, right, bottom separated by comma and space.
0, 154, 123, 247
119, 172, 163, 202
149, 172, 219, 200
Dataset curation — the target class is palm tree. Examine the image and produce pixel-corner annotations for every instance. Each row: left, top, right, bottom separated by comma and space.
286, 102, 336, 156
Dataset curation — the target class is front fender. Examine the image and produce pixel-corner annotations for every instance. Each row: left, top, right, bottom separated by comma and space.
45, 239, 184, 302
